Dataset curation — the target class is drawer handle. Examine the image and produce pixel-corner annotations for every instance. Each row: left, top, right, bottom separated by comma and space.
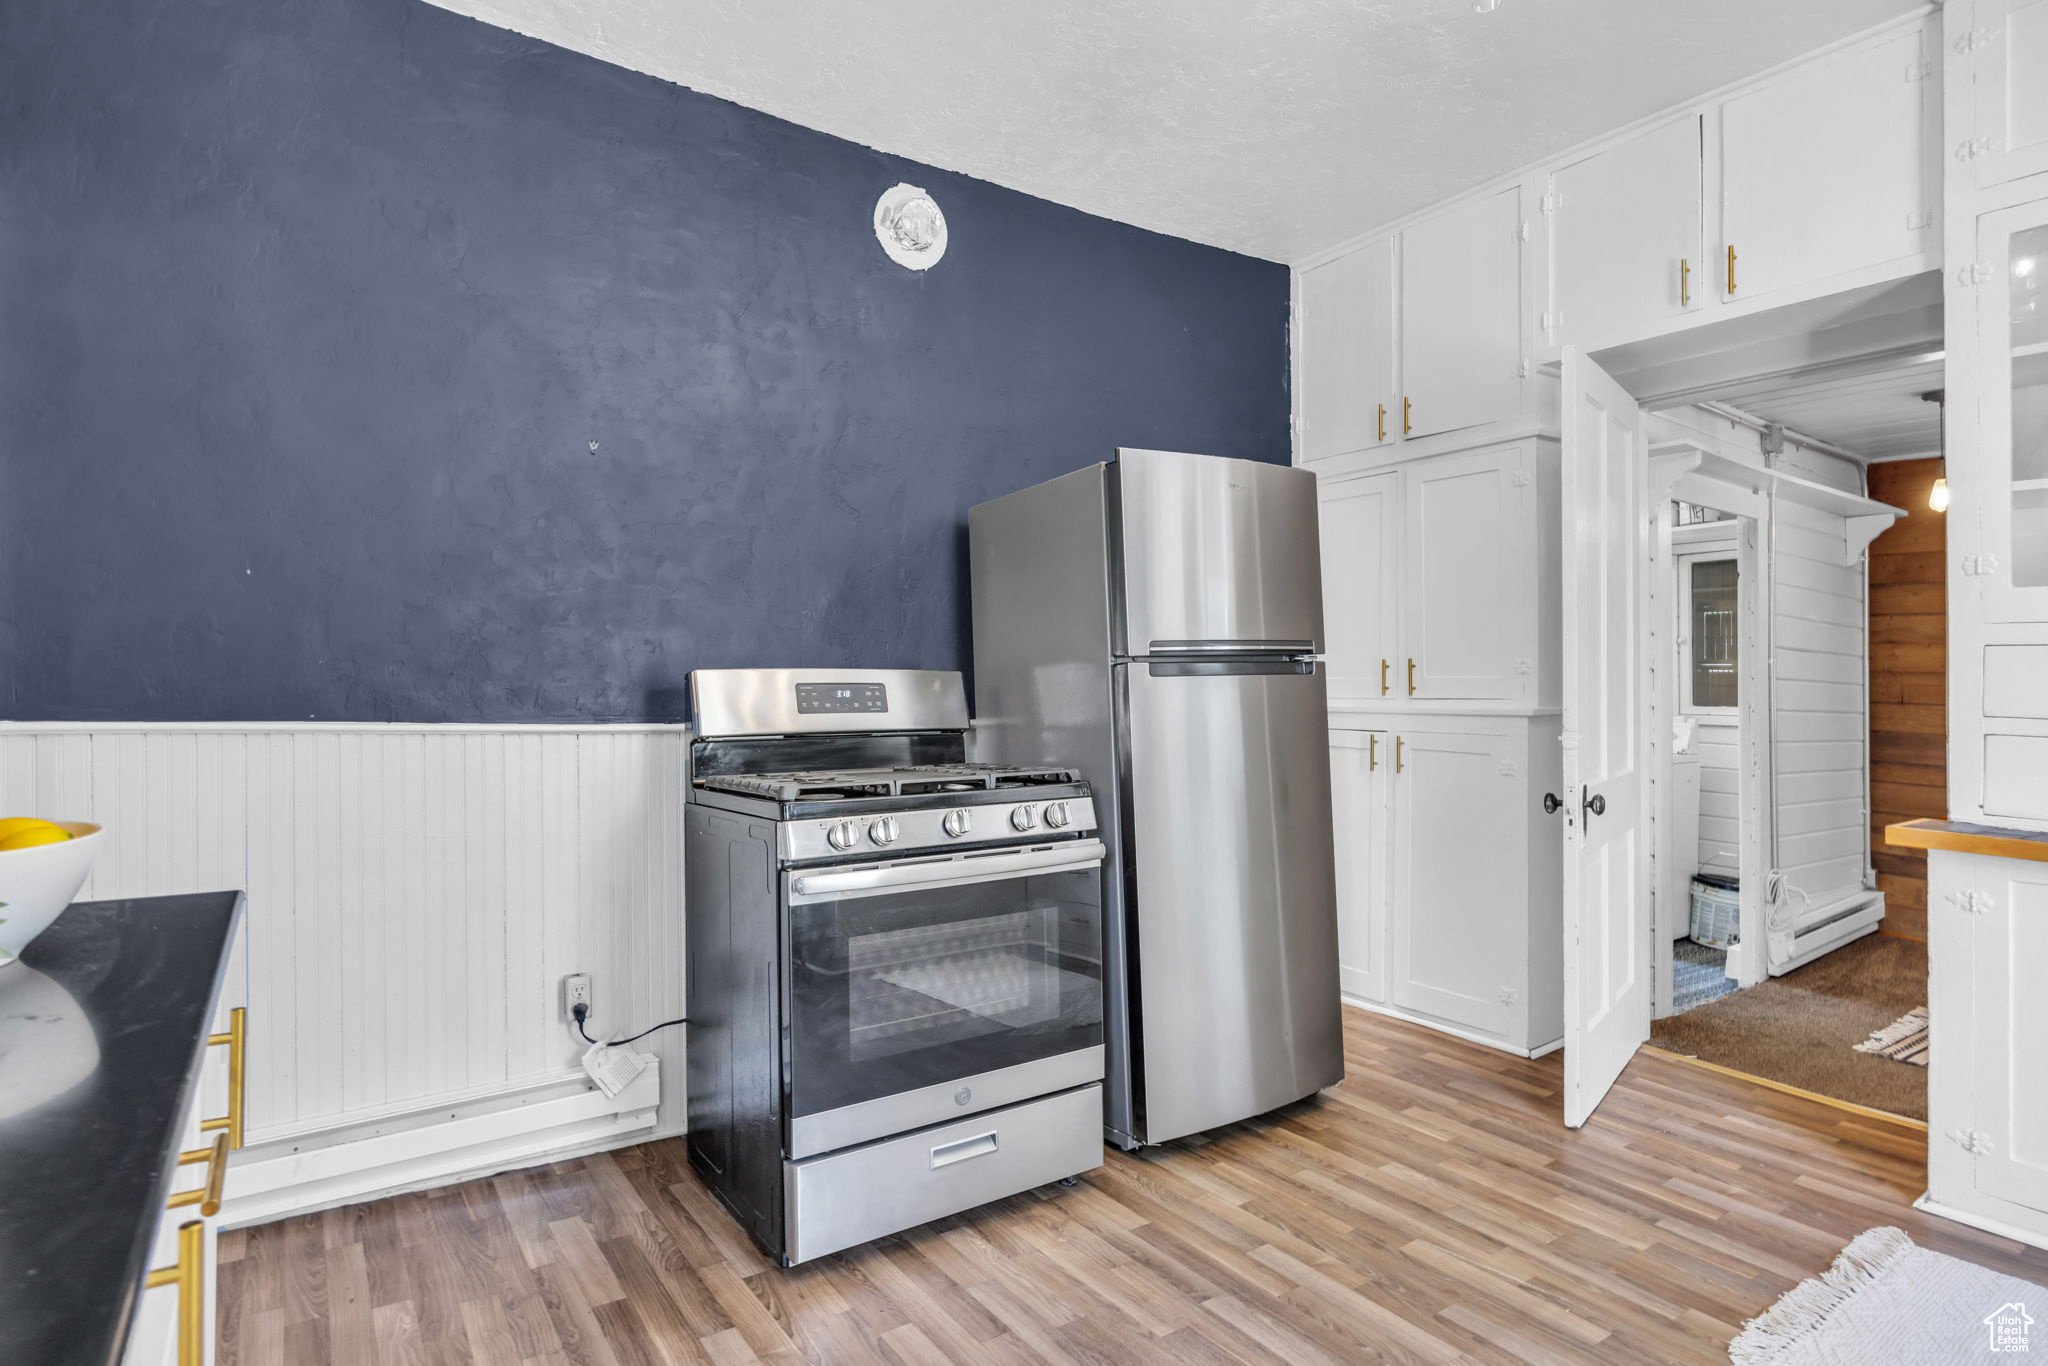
930, 1132, 998, 1169
144, 1220, 204, 1366
199, 1007, 247, 1150
169, 1132, 230, 1217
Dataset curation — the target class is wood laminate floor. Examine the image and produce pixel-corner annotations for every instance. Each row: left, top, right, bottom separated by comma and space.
216, 1007, 2048, 1365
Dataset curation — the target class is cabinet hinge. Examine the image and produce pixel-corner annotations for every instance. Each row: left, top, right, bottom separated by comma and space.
1540, 310, 1563, 335
1954, 26, 2002, 54
1958, 261, 1994, 286
1516, 357, 1532, 379
1517, 220, 1530, 243
1963, 552, 2000, 576
1539, 190, 1560, 215
1954, 136, 2000, 162
1947, 889, 1996, 915
1906, 207, 1935, 232
1904, 57, 1933, 82
1950, 1128, 1996, 1156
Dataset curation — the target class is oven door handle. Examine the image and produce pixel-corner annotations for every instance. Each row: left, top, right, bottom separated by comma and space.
790, 839, 1107, 901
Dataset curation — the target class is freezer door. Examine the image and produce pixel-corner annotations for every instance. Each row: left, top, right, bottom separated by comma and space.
1112, 448, 1325, 656
1119, 660, 1344, 1143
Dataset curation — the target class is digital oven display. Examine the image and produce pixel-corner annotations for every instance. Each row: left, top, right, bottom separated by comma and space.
794, 682, 888, 714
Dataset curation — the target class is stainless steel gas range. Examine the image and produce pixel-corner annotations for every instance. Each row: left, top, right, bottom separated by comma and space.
684, 668, 1107, 1265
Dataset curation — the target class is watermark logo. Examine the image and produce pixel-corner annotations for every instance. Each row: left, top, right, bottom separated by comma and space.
1984, 1301, 2034, 1354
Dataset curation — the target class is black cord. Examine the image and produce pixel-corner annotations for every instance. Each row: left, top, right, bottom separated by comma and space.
604, 1017, 688, 1048
572, 1002, 686, 1048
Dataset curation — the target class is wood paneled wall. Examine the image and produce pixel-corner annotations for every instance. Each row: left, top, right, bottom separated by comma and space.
1867, 458, 1947, 938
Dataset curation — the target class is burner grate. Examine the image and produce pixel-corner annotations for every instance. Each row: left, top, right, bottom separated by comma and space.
696, 762, 1078, 803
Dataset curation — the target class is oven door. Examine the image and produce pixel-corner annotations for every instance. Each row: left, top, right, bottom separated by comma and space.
783, 840, 1107, 1158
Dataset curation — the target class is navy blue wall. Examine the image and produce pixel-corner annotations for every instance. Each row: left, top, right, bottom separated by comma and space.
0, 0, 1288, 722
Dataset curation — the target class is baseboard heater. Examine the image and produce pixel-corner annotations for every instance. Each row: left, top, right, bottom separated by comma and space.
218, 1062, 661, 1227
1769, 891, 1886, 976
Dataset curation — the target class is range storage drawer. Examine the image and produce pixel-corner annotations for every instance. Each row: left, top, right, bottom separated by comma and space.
783, 1084, 1102, 1264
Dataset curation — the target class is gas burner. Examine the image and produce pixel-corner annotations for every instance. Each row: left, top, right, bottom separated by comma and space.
696, 762, 1080, 804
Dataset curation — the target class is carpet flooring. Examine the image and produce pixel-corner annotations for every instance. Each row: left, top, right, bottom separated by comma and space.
1649, 932, 1928, 1122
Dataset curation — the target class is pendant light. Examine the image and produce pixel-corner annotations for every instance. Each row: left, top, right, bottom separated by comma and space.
1922, 389, 1947, 513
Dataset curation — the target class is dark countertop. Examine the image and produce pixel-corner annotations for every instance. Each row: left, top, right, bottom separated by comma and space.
0, 892, 245, 1366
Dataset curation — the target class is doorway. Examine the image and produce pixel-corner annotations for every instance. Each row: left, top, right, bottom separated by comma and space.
1561, 345, 1936, 1128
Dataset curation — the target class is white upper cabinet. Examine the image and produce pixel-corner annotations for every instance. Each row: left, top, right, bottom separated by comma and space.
1404, 447, 1522, 699
1317, 469, 1401, 702
1550, 117, 1703, 351
1720, 26, 1933, 303
1971, 0, 2048, 188
1402, 188, 1522, 441
1298, 237, 1396, 462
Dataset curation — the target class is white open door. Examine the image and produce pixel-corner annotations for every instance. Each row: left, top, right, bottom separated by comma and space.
1560, 347, 1652, 1128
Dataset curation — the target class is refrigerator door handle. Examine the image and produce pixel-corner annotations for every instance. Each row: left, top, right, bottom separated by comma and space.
1145, 659, 1319, 678
1146, 639, 1316, 655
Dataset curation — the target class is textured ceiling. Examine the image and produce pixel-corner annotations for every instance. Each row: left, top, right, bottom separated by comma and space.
425, 0, 1921, 262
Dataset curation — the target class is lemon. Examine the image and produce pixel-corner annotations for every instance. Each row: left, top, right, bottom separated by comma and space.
0, 816, 64, 842
0, 825, 73, 851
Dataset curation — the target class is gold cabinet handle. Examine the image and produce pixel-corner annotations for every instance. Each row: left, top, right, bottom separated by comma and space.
1407, 658, 1417, 696
144, 1220, 205, 1366
171, 1131, 231, 1217
199, 1007, 247, 1150
1680, 258, 1690, 307
1369, 734, 1378, 771
1402, 396, 1412, 436
1726, 244, 1736, 295
1379, 658, 1390, 695
1377, 402, 1386, 443
1395, 736, 1405, 773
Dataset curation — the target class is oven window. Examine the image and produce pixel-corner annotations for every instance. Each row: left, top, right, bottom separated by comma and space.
787, 867, 1103, 1121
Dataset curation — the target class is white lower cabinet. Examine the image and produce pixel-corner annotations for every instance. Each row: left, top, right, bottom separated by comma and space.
125, 924, 247, 1366
1927, 850, 2048, 1246
1328, 730, 1390, 1002
1329, 714, 1563, 1055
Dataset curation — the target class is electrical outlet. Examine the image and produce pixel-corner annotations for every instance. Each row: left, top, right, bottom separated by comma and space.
562, 973, 593, 1021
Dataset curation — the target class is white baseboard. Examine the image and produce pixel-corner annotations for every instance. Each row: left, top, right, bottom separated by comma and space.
1914, 1193, 2048, 1254
1342, 995, 1554, 1059
222, 1063, 663, 1228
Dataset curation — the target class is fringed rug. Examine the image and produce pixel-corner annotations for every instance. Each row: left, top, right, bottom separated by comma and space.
1731, 1227, 2045, 1364
1854, 1006, 1929, 1067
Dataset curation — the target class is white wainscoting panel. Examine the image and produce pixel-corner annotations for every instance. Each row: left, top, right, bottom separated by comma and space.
0, 725, 688, 1147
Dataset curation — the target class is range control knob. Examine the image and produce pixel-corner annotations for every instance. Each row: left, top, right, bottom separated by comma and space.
1044, 801, 1071, 829
826, 820, 859, 851
1011, 804, 1040, 832
869, 817, 900, 846
942, 809, 973, 838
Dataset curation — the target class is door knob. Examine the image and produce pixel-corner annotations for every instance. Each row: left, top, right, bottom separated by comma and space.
1543, 793, 1562, 815
1584, 792, 1606, 818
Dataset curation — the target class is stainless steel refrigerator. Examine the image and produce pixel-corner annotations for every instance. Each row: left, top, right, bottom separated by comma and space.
969, 447, 1344, 1149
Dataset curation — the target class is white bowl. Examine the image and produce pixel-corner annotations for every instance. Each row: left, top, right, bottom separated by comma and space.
0, 823, 104, 967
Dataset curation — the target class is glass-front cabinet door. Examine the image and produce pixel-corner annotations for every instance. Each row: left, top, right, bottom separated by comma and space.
1981, 196, 2048, 621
